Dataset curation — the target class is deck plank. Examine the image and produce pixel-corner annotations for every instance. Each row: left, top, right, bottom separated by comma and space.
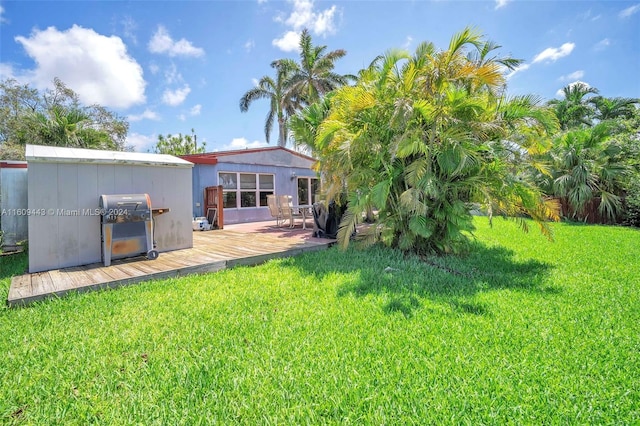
8, 225, 334, 306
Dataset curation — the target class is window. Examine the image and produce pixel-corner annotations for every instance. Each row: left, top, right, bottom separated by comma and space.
297, 177, 319, 205
258, 174, 274, 207
219, 172, 274, 208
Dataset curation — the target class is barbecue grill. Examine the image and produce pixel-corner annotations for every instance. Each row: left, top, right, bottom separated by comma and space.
99, 194, 159, 267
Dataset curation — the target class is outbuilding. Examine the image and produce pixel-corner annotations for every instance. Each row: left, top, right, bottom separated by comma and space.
181, 147, 319, 224
26, 144, 194, 273
0, 161, 28, 250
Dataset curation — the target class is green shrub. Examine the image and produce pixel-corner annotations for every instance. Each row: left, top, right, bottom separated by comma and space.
622, 177, 640, 227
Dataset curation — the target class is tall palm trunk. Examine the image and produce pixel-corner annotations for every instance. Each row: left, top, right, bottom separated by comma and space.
278, 116, 287, 147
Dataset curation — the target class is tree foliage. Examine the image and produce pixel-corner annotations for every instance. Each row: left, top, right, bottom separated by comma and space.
303, 27, 560, 254
544, 122, 630, 222
239, 60, 299, 147
153, 128, 205, 155
288, 28, 355, 105
240, 29, 351, 148
0, 78, 129, 160
547, 82, 599, 130
545, 83, 639, 223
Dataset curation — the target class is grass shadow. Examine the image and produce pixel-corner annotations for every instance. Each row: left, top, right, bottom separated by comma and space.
283, 241, 556, 318
0, 250, 28, 281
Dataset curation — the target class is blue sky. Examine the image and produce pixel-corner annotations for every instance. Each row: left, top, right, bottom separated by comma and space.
1, 1, 639, 153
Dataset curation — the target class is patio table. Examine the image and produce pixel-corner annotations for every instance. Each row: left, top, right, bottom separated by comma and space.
292, 204, 313, 229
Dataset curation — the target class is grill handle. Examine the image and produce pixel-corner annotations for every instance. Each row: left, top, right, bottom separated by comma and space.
116, 201, 143, 210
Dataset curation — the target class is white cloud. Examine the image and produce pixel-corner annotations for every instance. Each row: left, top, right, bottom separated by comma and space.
495, 0, 510, 10
14, 25, 145, 108
506, 63, 530, 79
164, 63, 183, 84
272, 30, 301, 52
149, 63, 160, 75
121, 16, 137, 44
190, 104, 201, 116
556, 80, 592, 97
594, 38, 610, 51
532, 42, 575, 63
126, 132, 157, 152
284, 0, 314, 29
258, 0, 268, 3
0, 63, 16, 80
619, 4, 640, 18
178, 114, 186, 122
507, 42, 576, 80
222, 137, 269, 151
285, 0, 337, 35
559, 70, 584, 81
578, 9, 600, 21
312, 5, 337, 35
127, 109, 160, 122
251, 77, 260, 87
403, 36, 413, 49
244, 39, 255, 52
0, 5, 7, 24
148, 25, 204, 57
272, 0, 340, 51
162, 84, 191, 106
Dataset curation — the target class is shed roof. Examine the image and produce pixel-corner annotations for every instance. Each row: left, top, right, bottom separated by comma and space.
25, 145, 193, 168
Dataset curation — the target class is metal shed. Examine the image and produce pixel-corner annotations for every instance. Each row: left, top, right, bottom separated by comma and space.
26, 144, 194, 273
0, 161, 28, 250
181, 147, 319, 224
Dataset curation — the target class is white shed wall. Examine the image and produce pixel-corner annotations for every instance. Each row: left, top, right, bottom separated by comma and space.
28, 162, 192, 273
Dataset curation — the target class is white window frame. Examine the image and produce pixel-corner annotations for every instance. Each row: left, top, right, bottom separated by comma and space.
296, 176, 319, 205
219, 172, 274, 209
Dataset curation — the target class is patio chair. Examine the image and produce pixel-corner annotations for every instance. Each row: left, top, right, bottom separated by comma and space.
278, 195, 303, 228
267, 194, 284, 227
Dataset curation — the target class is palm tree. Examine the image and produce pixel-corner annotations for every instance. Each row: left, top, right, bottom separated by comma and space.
239, 59, 299, 146
313, 27, 559, 254
589, 96, 639, 121
548, 82, 599, 130
547, 122, 630, 222
288, 94, 332, 154
28, 105, 122, 150
288, 29, 354, 105
31, 105, 88, 146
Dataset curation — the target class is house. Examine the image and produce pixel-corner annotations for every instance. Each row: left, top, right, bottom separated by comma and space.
181, 147, 319, 224
25, 144, 194, 273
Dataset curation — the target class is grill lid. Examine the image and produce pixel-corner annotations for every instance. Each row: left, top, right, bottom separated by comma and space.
99, 194, 151, 223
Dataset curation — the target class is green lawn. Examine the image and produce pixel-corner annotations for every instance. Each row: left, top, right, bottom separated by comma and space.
1, 219, 638, 424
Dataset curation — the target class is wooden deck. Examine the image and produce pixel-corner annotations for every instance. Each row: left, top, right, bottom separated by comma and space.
8, 222, 333, 307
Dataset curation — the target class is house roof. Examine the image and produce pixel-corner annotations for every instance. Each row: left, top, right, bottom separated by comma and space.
0, 161, 28, 169
25, 145, 193, 168
180, 146, 316, 166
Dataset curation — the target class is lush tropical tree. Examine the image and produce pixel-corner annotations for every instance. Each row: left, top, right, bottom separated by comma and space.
548, 82, 599, 130
310, 28, 559, 254
239, 60, 299, 147
545, 122, 630, 222
0, 78, 128, 159
153, 128, 205, 155
542, 86, 638, 223
288, 94, 332, 155
589, 96, 639, 121
288, 29, 354, 105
